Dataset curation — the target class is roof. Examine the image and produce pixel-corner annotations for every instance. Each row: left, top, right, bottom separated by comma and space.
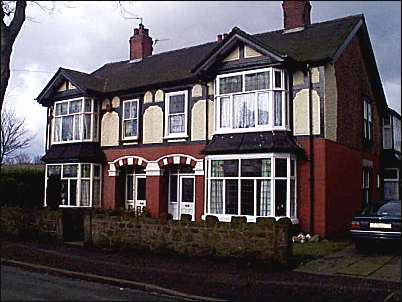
202, 131, 305, 156
41, 142, 105, 163
37, 14, 365, 101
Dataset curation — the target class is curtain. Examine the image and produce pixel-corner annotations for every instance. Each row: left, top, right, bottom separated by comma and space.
74, 114, 82, 140
83, 114, 91, 139
384, 181, 399, 201
220, 97, 230, 128
274, 91, 282, 126
92, 179, 101, 208
54, 117, 61, 142
80, 180, 90, 206
233, 93, 255, 128
62, 116, 73, 141
257, 92, 269, 125
210, 180, 223, 214
290, 179, 296, 217
168, 114, 185, 134
258, 180, 271, 216
69, 100, 82, 114
261, 159, 271, 177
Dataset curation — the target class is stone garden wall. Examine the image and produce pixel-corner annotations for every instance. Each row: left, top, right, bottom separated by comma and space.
0, 207, 63, 241
85, 211, 293, 265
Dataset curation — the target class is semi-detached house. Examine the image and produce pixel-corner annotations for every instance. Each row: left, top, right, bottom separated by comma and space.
37, 1, 389, 238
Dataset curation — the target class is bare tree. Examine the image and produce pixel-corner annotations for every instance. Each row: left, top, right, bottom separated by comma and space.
1, 1, 134, 113
32, 154, 44, 164
0, 106, 34, 166
11, 152, 31, 164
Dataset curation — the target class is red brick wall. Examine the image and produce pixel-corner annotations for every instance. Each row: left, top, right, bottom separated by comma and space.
103, 143, 205, 163
334, 36, 381, 154
297, 138, 381, 238
325, 139, 381, 237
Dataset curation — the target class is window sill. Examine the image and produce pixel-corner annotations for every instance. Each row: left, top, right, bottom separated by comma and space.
163, 134, 189, 140
201, 214, 299, 224
51, 140, 98, 145
214, 126, 289, 135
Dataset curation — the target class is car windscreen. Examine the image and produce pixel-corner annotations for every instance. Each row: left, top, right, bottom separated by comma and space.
363, 202, 401, 217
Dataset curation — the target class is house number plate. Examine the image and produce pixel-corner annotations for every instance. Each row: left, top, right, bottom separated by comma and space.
369, 223, 392, 229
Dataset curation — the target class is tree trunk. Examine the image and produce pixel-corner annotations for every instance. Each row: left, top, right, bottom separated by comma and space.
1, 0, 27, 113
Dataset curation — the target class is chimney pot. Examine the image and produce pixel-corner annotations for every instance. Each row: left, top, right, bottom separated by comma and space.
282, 0, 311, 30
217, 34, 223, 42
223, 33, 228, 39
129, 23, 153, 61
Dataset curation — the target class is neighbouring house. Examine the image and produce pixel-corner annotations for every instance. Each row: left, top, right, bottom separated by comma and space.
382, 108, 401, 201
36, 1, 392, 238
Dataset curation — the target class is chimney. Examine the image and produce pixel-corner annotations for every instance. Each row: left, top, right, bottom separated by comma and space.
282, 1, 311, 31
217, 34, 223, 42
129, 23, 153, 61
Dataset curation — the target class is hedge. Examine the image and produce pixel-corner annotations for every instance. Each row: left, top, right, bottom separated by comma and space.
0, 165, 45, 208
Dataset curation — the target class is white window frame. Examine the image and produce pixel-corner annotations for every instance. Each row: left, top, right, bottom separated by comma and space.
122, 99, 139, 140
52, 97, 99, 144
44, 163, 102, 208
164, 90, 189, 139
363, 97, 373, 141
383, 168, 400, 201
214, 67, 289, 134
205, 153, 297, 223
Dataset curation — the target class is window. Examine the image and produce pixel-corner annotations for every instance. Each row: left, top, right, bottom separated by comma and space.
45, 163, 102, 207
383, 113, 392, 149
384, 168, 400, 201
362, 168, 371, 205
207, 155, 296, 221
216, 68, 288, 133
122, 99, 139, 139
53, 98, 99, 143
165, 91, 188, 138
363, 97, 373, 142
393, 115, 401, 152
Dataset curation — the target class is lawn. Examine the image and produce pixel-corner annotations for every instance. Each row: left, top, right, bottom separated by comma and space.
291, 239, 351, 266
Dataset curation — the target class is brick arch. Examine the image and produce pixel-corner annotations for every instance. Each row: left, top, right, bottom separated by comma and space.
112, 156, 148, 169
156, 154, 198, 168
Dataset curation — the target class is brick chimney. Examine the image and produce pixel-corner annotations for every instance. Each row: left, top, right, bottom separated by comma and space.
282, 1, 311, 30
129, 23, 153, 61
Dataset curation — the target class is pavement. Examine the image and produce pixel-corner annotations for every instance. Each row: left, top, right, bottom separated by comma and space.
1, 237, 401, 302
295, 244, 401, 283
1, 264, 178, 301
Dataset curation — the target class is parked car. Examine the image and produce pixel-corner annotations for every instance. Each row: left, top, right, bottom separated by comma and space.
350, 200, 401, 251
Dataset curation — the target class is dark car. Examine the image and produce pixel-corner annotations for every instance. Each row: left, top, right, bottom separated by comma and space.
350, 200, 401, 251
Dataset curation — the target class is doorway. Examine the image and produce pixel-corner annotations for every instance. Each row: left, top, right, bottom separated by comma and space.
126, 166, 147, 214
168, 166, 195, 220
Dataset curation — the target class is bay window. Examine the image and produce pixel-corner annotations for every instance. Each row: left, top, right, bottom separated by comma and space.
45, 163, 102, 207
53, 98, 99, 143
215, 68, 289, 133
165, 90, 188, 138
206, 154, 297, 222
122, 99, 139, 139
384, 168, 400, 201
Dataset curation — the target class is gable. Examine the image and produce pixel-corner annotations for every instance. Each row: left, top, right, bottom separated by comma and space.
57, 81, 77, 92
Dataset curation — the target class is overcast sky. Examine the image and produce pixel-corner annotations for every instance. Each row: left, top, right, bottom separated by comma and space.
5, 1, 401, 158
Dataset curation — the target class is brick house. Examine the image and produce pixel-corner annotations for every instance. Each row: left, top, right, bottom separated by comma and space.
382, 108, 401, 201
37, 1, 390, 238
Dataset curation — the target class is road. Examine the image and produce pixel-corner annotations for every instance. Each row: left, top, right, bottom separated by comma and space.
1, 265, 177, 301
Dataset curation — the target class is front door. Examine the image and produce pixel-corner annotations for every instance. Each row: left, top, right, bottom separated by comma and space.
168, 175, 195, 220
126, 174, 147, 214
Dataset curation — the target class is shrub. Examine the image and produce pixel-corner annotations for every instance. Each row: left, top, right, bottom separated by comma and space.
0, 165, 45, 208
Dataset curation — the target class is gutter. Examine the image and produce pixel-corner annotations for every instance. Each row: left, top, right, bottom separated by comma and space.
307, 64, 315, 234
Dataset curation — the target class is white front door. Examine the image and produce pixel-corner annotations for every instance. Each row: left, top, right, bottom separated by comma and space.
126, 174, 146, 213
168, 175, 195, 221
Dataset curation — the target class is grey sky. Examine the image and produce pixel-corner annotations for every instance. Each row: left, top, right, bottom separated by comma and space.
5, 1, 401, 158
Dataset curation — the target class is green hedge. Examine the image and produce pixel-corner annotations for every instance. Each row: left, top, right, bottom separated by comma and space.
0, 165, 45, 208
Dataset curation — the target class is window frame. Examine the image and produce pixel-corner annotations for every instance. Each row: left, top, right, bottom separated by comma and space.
52, 97, 99, 144
215, 67, 289, 134
205, 153, 297, 223
44, 163, 102, 208
383, 168, 400, 201
122, 99, 139, 140
363, 96, 373, 143
164, 90, 189, 139
362, 167, 371, 205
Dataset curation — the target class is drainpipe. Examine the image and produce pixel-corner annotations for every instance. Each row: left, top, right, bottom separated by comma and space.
307, 64, 315, 235
203, 80, 209, 219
